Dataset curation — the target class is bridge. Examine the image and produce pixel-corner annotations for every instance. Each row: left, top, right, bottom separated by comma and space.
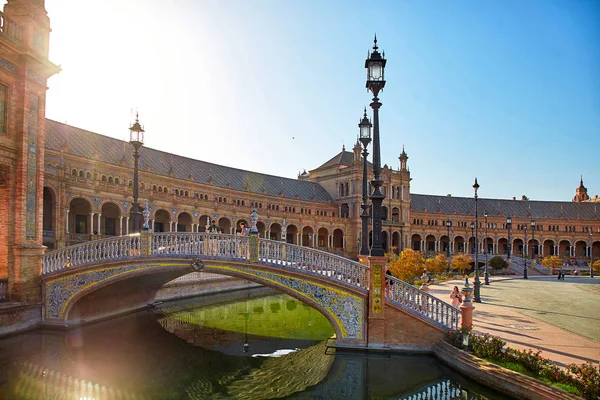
41, 232, 459, 348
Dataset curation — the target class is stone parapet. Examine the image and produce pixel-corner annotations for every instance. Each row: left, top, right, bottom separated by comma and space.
0, 303, 41, 337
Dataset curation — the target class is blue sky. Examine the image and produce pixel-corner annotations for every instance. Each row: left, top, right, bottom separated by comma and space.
6, 0, 598, 201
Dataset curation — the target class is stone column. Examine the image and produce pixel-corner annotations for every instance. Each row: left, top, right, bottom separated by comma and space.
119, 216, 123, 236
65, 209, 70, 234
90, 212, 94, 235
97, 213, 101, 235
126, 217, 130, 235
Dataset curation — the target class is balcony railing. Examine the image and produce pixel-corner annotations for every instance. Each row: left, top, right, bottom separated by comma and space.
0, 12, 22, 44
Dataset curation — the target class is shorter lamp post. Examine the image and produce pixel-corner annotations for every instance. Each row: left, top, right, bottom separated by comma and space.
523, 225, 528, 279
506, 216, 512, 259
484, 212, 489, 285
129, 114, 145, 234
358, 108, 372, 256
531, 219, 536, 274
470, 222, 475, 255
446, 220, 452, 273
592, 232, 595, 278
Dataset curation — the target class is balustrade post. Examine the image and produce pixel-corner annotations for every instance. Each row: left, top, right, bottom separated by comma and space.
363, 255, 388, 348
460, 277, 475, 330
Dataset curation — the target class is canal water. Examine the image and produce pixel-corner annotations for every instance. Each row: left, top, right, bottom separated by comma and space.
0, 288, 508, 399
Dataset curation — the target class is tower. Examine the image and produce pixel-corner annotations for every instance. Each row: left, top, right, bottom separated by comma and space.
0, 0, 60, 301
573, 176, 590, 202
399, 146, 408, 171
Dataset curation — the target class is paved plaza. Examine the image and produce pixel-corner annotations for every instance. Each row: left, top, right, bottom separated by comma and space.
427, 275, 600, 367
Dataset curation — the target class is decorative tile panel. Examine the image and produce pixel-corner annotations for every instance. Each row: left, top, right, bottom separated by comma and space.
0, 58, 17, 73
26, 95, 39, 239
44, 262, 184, 319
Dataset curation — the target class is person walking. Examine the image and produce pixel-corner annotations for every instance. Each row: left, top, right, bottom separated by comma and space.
450, 286, 462, 308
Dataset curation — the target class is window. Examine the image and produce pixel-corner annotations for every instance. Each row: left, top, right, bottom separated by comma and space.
72, 169, 77, 176
86, 172, 91, 179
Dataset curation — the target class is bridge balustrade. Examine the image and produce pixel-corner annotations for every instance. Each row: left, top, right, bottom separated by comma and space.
386, 276, 460, 331
41, 233, 369, 290
42, 234, 141, 274
258, 239, 369, 290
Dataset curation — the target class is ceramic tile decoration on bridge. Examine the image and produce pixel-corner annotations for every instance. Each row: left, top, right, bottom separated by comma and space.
41, 230, 459, 349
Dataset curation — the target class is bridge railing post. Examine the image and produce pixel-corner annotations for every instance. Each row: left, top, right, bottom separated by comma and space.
361, 255, 388, 348
140, 230, 152, 257
249, 232, 259, 262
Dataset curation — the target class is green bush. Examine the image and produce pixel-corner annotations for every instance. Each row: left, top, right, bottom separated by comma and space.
470, 334, 506, 361
568, 362, 600, 400
446, 331, 600, 400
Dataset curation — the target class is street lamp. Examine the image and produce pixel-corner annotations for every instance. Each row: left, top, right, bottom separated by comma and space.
473, 178, 481, 303
590, 231, 594, 278
446, 220, 452, 273
506, 216, 512, 259
470, 222, 475, 254
484, 211, 489, 285
129, 113, 144, 234
359, 108, 372, 256
365, 35, 387, 257
531, 219, 536, 278
523, 224, 528, 279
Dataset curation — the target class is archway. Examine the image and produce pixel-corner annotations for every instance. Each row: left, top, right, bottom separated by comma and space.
411, 234, 422, 251
43, 187, 57, 249
484, 237, 493, 255
154, 209, 171, 232
199, 215, 210, 232
382, 206, 388, 221
382, 231, 389, 253
543, 239, 555, 256
513, 238, 524, 256
302, 226, 314, 247
218, 217, 231, 234
100, 202, 121, 236
455, 236, 465, 253
440, 235, 450, 254
287, 224, 298, 244
270, 223, 282, 241
425, 234, 435, 253
317, 227, 328, 249
332, 229, 344, 248
575, 240, 587, 259
498, 238, 508, 255
177, 212, 193, 232
69, 198, 92, 243
256, 221, 266, 237
558, 240, 570, 258
392, 231, 400, 254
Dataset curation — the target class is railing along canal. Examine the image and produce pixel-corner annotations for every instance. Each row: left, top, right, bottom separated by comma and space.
385, 276, 459, 330
41, 233, 369, 290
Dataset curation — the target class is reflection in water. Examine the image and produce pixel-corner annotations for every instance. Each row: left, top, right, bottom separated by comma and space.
0, 290, 506, 399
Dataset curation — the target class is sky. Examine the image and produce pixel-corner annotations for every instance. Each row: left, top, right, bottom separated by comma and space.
6, 0, 599, 201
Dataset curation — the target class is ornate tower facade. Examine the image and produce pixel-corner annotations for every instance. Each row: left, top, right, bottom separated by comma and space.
573, 176, 590, 202
0, 0, 60, 301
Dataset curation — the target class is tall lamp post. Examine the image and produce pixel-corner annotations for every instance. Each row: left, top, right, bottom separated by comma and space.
590, 231, 594, 278
484, 212, 489, 285
523, 224, 528, 279
365, 36, 387, 257
359, 108, 372, 256
129, 113, 144, 234
446, 220, 452, 273
506, 217, 512, 259
531, 219, 536, 277
473, 178, 481, 303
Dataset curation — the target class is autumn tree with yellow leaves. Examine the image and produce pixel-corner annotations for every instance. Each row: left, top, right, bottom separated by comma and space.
451, 253, 473, 275
386, 248, 425, 282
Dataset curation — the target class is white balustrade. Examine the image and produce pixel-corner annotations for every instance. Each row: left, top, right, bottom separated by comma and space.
385, 276, 460, 331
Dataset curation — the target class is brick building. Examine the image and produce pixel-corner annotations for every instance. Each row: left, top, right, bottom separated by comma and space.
1, 0, 599, 303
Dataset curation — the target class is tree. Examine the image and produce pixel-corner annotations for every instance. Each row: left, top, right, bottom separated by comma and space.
451, 253, 473, 275
386, 248, 425, 282
488, 255, 508, 275
593, 259, 600, 273
541, 255, 562, 271
425, 253, 448, 275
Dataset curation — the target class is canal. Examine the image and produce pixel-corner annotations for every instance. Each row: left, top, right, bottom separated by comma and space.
0, 288, 508, 399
